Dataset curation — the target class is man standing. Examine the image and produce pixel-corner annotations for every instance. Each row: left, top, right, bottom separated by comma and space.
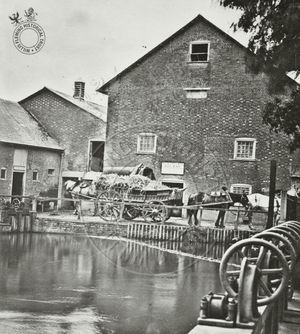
215, 186, 229, 228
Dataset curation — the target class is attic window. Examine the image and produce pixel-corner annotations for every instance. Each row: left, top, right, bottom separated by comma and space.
189, 41, 210, 62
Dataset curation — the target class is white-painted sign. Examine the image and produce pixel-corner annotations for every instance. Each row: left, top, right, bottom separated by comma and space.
161, 162, 184, 175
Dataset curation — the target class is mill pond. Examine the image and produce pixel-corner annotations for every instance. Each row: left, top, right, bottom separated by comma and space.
0, 234, 223, 334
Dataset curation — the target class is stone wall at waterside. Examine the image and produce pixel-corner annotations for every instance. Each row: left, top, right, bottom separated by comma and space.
32, 218, 128, 237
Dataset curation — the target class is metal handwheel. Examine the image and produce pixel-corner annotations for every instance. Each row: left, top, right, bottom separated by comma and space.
269, 227, 300, 255
96, 190, 123, 222
219, 238, 290, 306
254, 231, 297, 269
142, 201, 167, 223
271, 225, 300, 253
281, 222, 300, 234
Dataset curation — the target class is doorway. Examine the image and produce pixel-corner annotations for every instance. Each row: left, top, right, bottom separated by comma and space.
11, 172, 24, 197
88, 141, 105, 172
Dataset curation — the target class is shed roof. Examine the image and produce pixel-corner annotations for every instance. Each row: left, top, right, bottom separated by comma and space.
0, 98, 63, 150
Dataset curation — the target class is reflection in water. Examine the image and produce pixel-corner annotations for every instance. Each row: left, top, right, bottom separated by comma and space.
0, 234, 222, 334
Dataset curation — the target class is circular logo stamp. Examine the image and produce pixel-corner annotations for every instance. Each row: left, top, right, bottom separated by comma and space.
13, 21, 46, 54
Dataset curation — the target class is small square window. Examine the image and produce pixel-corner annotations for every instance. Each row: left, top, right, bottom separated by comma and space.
0, 168, 6, 180
33, 171, 38, 181
137, 134, 157, 154
234, 138, 256, 160
48, 169, 55, 175
189, 41, 209, 62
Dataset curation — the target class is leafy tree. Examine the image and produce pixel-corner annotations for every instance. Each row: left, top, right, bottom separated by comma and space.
219, 0, 300, 151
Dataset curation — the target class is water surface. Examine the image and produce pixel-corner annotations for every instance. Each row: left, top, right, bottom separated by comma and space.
0, 234, 222, 334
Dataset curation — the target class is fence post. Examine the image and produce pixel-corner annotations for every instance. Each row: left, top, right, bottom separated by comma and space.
266, 160, 277, 229
234, 207, 240, 231
280, 190, 287, 222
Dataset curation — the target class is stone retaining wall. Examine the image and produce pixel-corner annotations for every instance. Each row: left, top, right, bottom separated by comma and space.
32, 217, 128, 237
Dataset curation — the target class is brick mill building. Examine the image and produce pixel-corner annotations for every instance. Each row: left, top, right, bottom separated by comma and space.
98, 14, 296, 201
20, 82, 107, 186
0, 98, 63, 198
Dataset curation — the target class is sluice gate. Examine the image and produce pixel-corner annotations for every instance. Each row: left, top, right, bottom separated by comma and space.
189, 220, 300, 334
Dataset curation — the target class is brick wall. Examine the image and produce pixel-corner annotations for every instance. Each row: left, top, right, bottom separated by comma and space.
25, 148, 61, 196
103, 17, 292, 199
0, 142, 13, 194
0, 142, 61, 197
21, 90, 105, 173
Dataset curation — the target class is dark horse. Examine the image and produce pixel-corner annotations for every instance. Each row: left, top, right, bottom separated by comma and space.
187, 191, 249, 227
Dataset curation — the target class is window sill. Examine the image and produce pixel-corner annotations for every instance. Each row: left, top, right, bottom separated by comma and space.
230, 158, 256, 162
187, 61, 209, 64
136, 152, 156, 155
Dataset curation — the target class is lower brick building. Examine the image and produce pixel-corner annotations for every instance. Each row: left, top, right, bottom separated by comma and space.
20, 82, 107, 183
0, 99, 63, 198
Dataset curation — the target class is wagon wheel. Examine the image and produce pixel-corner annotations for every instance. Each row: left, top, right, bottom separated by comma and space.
96, 190, 123, 222
142, 201, 167, 223
219, 238, 290, 306
254, 231, 297, 269
123, 205, 140, 220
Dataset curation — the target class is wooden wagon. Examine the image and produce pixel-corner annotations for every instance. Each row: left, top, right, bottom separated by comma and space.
96, 186, 183, 223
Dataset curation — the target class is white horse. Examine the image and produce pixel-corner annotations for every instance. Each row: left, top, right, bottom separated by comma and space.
64, 180, 97, 217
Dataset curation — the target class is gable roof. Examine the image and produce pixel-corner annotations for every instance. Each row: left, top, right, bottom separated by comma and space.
97, 14, 249, 93
20, 87, 107, 122
0, 98, 63, 150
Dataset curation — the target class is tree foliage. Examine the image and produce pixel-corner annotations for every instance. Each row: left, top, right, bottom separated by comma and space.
219, 0, 300, 151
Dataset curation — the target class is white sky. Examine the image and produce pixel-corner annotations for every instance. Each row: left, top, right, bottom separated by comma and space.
0, 0, 248, 104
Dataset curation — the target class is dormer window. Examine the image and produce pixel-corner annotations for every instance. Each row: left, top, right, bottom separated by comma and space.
189, 41, 210, 62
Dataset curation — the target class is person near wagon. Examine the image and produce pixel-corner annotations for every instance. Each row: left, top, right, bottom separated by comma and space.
215, 186, 229, 228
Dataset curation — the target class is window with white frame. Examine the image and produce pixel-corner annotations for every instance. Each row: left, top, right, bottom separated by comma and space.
0, 168, 6, 180
184, 87, 210, 99
189, 41, 210, 62
137, 133, 157, 154
234, 138, 256, 160
230, 184, 252, 195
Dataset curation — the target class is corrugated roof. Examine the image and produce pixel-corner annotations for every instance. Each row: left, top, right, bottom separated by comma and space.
0, 98, 63, 150
46, 88, 107, 122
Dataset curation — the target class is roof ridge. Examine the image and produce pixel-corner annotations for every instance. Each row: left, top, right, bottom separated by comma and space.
97, 14, 249, 93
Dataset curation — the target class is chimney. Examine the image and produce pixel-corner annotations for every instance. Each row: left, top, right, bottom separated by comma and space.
73, 81, 85, 100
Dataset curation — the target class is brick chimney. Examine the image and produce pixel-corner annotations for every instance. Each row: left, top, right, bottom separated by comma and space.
73, 81, 85, 100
